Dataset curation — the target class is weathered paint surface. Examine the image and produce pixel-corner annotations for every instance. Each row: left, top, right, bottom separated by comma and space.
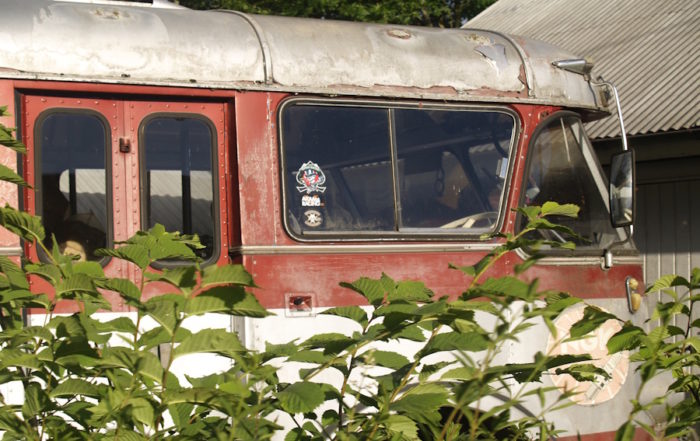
1, 0, 609, 113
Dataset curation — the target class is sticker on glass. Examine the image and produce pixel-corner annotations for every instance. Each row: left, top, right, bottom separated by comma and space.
303, 210, 323, 227
296, 161, 326, 194
302, 195, 323, 207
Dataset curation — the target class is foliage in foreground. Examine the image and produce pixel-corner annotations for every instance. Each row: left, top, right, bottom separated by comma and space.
0, 105, 698, 440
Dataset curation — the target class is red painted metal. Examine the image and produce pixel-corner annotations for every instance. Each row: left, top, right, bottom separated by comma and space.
557, 428, 653, 441
4, 78, 642, 316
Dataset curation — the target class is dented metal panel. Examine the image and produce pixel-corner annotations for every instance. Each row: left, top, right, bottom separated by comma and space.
0, 0, 265, 84
0, 0, 607, 114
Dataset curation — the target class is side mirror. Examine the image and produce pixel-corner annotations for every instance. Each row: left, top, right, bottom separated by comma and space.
609, 150, 635, 228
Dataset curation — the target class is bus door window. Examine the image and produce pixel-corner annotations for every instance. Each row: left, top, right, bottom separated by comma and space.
520, 114, 630, 253
36, 111, 110, 262
141, 116, 216, 260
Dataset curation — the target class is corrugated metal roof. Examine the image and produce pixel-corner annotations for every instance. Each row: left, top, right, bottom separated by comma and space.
466, 0, 699, 139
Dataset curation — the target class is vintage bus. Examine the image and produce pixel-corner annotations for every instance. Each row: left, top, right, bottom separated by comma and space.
0, 0, 644, 439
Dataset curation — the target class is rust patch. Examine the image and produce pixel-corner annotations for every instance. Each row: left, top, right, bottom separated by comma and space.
466, 85, 527, 99
387, 29, 412, 40
465, 33, 493, 46
325, 83, 460, 97
518, 64, 528, 89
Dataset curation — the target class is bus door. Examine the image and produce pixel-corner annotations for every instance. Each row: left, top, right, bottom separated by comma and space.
21, 94, 228, 312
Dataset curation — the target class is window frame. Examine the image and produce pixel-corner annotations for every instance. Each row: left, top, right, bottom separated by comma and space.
33, 108, 113, 265
137, 112, 221, 267
515, 111, 634, 257
278, 98, 520, 242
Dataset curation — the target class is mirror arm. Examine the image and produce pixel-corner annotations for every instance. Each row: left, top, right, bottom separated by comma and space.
593, 77, 628, 151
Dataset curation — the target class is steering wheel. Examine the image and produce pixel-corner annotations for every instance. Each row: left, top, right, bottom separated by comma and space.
440, 211, 498, 229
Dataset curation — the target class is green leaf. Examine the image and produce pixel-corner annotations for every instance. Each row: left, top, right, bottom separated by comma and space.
302, 333, 355, 355
277, 382, 325, 414
186, 286, 270, 317
449, 262, 476, 277
96, 244, 150, 269
99, 278, 142, 305
0, 164, 29, 187
24, 262, 62, 284
72, 261, 105, 279
136, 351, 164, 383
95, 317, 137, 334
516, 205, 542, 221
0, 206, 45, 242
321, 306, 368, 328
172, 328, 245, 359
143, 295, 183, 335
391, 384, 448, 419
390, 280, 433, 302
129, 397, 155, 427
145, 266, 197, 292
555, 364, 610, 383
477, 276, 536, 301
263, 341, 299, 360
646, 274, 690, 292
0, 255, 29, 289
541, 202, 580, 218
442, 366, 478, 381
363, 350, 409, 370
287, 350, 331, 364
201, 264, 256, 288
168, 403, 194, 431
385, 414, 419, 440
49, 379, 99, 398
607, 323, 645, 354
22, 383, 52, 419
340, 277, 386, 306
419, 332, 488, 358
56, 273, 98, 298
569, 306, 617, 339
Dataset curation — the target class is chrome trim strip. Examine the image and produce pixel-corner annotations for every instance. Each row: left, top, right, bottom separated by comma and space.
0, 247, 23, 256
514, 247, 642, 266
230, 243, 500, 255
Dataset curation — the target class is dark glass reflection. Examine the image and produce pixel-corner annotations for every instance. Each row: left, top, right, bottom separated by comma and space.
142, 117, 214, 259
39, 112, 108, 261
282, 106, 394, 234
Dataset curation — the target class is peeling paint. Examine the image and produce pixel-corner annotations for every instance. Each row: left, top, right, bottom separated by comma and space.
475, 43, 509, 72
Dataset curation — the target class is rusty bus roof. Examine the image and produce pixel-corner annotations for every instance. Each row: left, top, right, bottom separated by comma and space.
0, 0, 610, 116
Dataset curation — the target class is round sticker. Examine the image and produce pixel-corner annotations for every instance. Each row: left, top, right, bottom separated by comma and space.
546, 304, 629, 405
303, 210, 323, 227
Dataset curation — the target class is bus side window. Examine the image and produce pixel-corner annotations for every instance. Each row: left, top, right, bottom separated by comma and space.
141, 116, 216, 261
36, 112, 110, 262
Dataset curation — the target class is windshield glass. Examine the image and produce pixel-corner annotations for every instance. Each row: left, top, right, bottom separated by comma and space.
520, 114, 630, 253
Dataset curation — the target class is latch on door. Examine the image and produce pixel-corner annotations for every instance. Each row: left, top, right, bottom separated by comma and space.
119, 137, 131, 153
